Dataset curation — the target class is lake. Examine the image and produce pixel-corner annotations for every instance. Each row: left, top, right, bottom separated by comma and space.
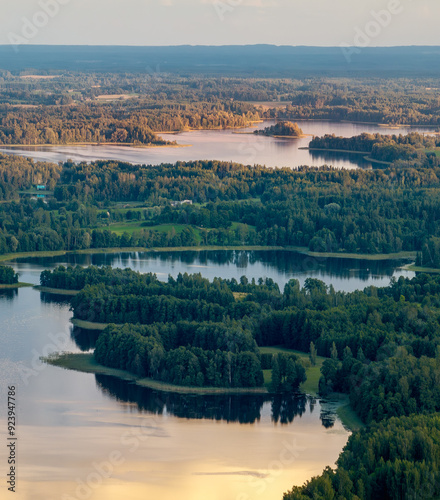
0, 250, 414, 500
0, 120, 435, 170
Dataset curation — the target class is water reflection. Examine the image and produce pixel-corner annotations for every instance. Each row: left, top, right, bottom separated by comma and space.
0, 289, 18, 301
39, 291, 72, 305
14, 249, 413, 293
94, 374, 333, 427
71, 326, 100, 352
309, 149, 372, 169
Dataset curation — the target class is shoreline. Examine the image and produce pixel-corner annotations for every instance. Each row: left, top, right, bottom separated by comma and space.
34, 286, 80, 296
403, 263, 440, 274
0, 282, 33, 289
157, 120, 264, 135
44, 352, 269, 395
233, 131, 309, 139
71, 318, 120, 330
0, 245, 417, 265
301, 147, 370, 155
0, 142, 189, 150
44, 352, 362, 430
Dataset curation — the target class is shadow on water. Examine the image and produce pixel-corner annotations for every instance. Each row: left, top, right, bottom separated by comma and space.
70, 326, 101, 352
39, 292, 72, 305
309, 149, 373, 169
94, 373, 335, 427
0, 289, 18, 301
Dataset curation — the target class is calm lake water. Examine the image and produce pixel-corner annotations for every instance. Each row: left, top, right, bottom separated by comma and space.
0, 250, 415, 500
0, 120, 435, 170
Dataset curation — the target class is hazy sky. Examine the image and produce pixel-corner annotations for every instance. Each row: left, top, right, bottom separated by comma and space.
2, 0, 439, 47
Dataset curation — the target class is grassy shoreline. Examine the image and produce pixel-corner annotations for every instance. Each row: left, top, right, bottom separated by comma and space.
71, 318, 121, 330
0, 245, 418, 264
336, 401, 365, 432
0, 282, 33, 289
0, 142, 189, 149
44, 351, 362, 430
405, 264, 440, 274
44, 353, 269, 395
301, 147, 370, 155
34, 286, 79, 295
259, 346, 325, 396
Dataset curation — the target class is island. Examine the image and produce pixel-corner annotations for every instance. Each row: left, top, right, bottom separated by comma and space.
254, 121, 304, 138
0, 265, 31, 289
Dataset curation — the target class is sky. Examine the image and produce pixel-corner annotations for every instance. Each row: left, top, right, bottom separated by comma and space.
1, 0, 439, 47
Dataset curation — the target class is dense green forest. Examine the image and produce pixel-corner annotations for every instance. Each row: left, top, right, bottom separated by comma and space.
42, 265, 440, 402
3, 152, 440, 259
283, 272, 440, 499
42, 265, 307, 390
0, 265, 18, 284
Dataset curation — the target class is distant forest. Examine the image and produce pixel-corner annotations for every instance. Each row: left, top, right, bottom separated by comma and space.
1, 73, 440, 147
2, 45, 440, 77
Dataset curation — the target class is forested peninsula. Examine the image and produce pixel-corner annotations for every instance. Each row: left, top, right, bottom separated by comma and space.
42, 264, 440, 499
1, 149, 440, 267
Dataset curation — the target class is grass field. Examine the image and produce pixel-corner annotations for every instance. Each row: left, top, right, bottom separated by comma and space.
259, 346, 365, 431
108, 222, 203, 243
259, 345, 326, 396
108, 221, 256, 244
425, 148, 440, 158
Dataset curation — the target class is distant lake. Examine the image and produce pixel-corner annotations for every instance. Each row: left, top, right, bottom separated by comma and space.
0, 120, 434, 169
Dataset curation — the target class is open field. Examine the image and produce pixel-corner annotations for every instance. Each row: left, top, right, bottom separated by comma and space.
108, 222, 203, 243
405, 264, 440, 274
20, 75, 59, 80
96, 93, 137, 100
259, 345, 326, 396
425, 148, 440, 158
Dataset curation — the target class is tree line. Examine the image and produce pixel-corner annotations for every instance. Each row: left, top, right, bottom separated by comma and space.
4, 153, 440, 261
0, 100, 259, 146
0, 265, 18, 284
309, 132, 440, 167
